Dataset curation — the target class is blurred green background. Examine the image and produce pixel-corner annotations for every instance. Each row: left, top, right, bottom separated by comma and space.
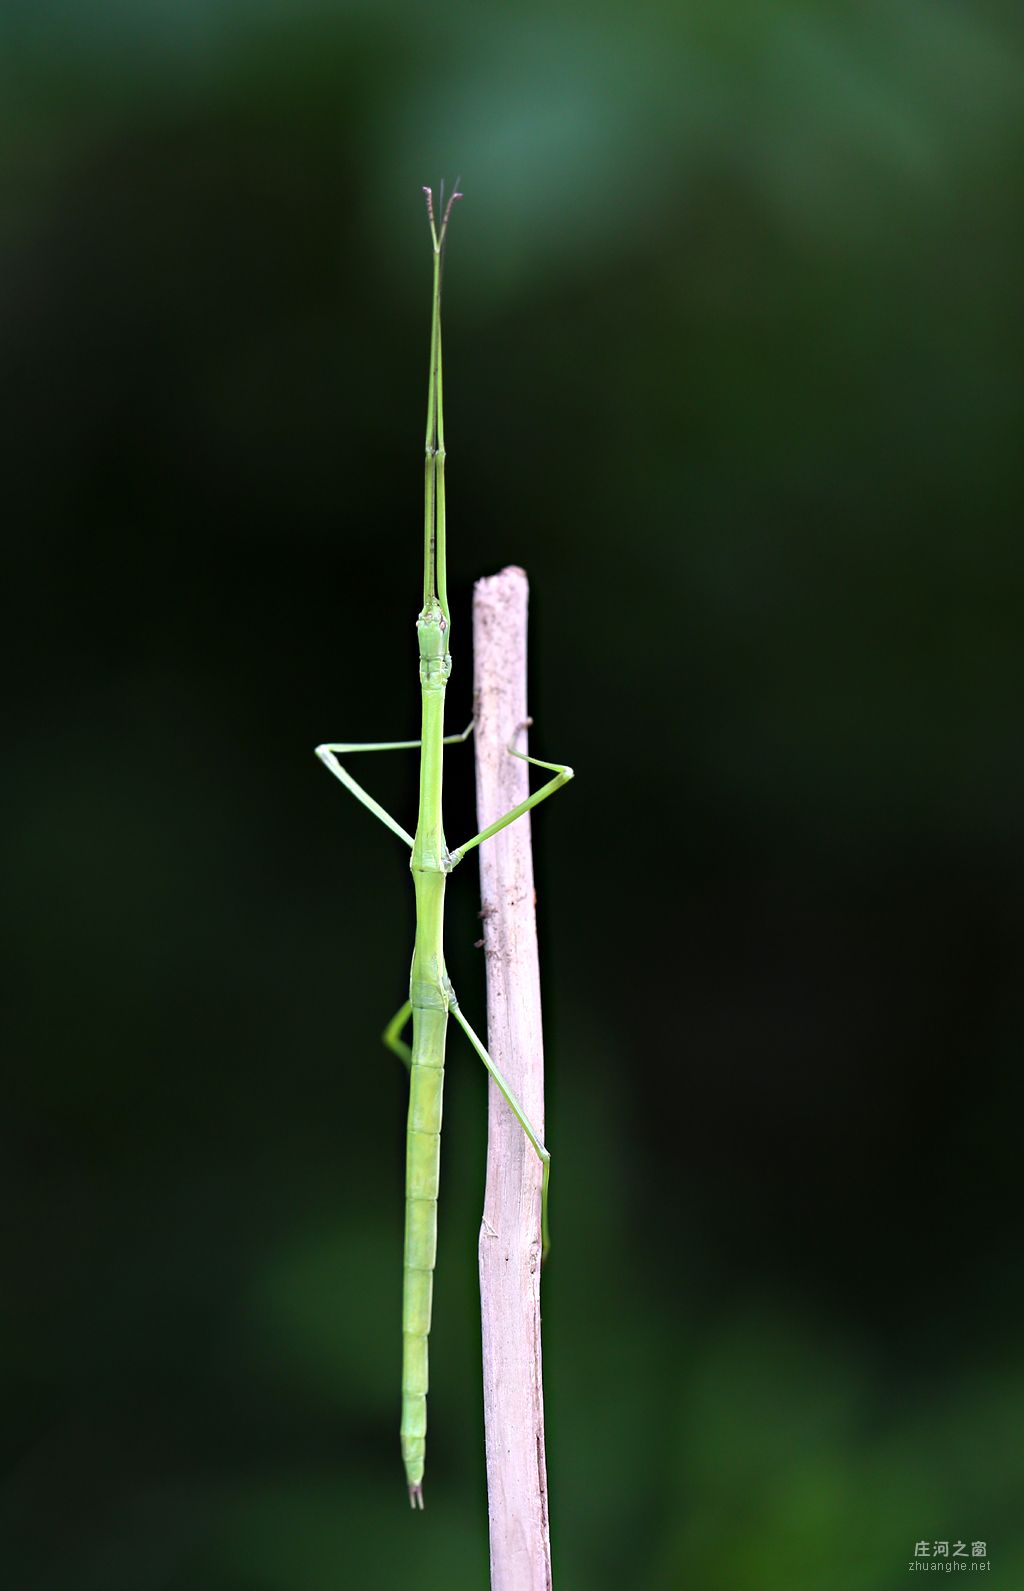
4, 1, 1023, 1586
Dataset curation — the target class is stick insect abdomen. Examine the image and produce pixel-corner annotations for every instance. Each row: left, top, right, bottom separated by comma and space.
401, 843, 449, 1504
401, 999, 447, 1502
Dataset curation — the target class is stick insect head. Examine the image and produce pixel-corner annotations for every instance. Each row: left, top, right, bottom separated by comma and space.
418, 183, 461, 671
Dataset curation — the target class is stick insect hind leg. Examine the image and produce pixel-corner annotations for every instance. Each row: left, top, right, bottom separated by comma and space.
446, 989, 553, 1262
443, 723, 572, 1261
382, 1000, 413, 1069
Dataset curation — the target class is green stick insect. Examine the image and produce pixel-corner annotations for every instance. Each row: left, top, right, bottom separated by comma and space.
315, 187, 573, 1508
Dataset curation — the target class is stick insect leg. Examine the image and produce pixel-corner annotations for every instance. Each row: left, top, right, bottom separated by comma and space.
316, 723, 472, 848
447, 991, 552, 1262
448, 722, 572, 868
315, 740, 414, 848
382, 1000, 413, 1070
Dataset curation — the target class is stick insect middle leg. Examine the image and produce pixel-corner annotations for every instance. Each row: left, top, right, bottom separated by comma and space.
316, 722, 473, 848
448, 724, 573, 869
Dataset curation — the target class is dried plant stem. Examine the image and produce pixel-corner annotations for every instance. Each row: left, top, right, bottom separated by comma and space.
473, 566, 553, 1591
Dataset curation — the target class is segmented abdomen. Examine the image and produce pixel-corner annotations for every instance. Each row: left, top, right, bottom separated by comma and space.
400, 1004, 447, 1497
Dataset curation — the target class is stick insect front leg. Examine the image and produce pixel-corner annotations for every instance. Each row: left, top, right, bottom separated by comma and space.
316, 722, 473, 849
446, 986, 552, 1261
448, 722, 573, 869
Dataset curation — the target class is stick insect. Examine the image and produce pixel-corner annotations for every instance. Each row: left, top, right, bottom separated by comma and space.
315, 187, 573, 1508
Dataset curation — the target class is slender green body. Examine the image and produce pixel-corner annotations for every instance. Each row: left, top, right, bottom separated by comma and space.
399, 212, 457, 1502
315, 187, 573, 1508
402, 642, 452, 1496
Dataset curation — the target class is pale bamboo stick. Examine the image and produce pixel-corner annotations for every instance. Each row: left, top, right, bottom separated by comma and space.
473, 565, 553, 1591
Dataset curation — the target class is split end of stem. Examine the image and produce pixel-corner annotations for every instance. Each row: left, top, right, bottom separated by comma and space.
423, 181, 463, 251
408, 1482, 425, 1511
